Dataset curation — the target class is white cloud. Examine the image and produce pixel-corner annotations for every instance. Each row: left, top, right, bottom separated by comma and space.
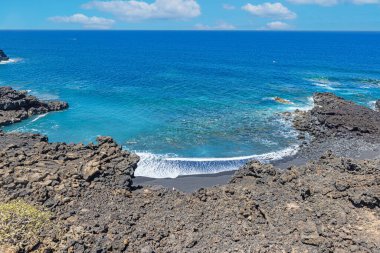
287, 0, 379, 6
83, 0, 201, 21
350, 0, 379, 3
287, 0, 339, 6
222, 4, 236, 10
242, 2, 297, 20
194, 22, 236, 30
49, 13, 115, 29
263, 21, 291, 30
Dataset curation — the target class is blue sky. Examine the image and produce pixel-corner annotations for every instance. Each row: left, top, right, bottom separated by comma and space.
1, 0, 380, 30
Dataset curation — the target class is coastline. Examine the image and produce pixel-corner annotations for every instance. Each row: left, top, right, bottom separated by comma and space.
135, 93, 380, 192
1, 87, 379, 252
134, 137, 380, 192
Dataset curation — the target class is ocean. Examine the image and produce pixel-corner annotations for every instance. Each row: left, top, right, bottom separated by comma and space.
1, 31, 380, 178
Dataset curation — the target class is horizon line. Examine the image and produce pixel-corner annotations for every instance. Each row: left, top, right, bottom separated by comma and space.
1, 29, 380, 33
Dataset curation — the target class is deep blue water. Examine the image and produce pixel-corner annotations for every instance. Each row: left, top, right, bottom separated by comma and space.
1, 31, 380, 177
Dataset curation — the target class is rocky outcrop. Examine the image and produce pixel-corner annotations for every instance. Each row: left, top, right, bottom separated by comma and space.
0, 132, 139, 251
0, 88, 379, 252
293, 93, 380, 141
5, 150, 378, 253
274, 96, 293, 104
0, 87, 68, 126
0, 50, 9, 62
0, 132, 139, 198
376, 100, 380, 112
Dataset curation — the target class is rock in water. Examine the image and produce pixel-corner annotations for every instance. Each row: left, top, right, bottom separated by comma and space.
274, 96, 293, 104
293, 92, 380, 141
0, 50, 9, 62
0, 86, 69, 126
376, 100, 380, 111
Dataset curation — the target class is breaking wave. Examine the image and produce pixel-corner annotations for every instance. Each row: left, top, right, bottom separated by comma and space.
134, 145, 299, 178
31, 113, 48, 123
285, 96, 314, 112
0, 58, 23, 65
368, 101, 378, 111
307, 78, 340, 90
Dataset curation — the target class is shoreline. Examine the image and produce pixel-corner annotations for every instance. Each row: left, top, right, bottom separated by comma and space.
2, 87, 379, 192
134, 137, 380, 192
135, 93, 380, 191
1, 87, 380, 252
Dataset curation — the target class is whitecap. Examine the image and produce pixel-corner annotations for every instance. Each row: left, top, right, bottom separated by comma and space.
31, 113, 48, 123
134, 145, 299, 178
285, 96, 314, 112
368, 101, 378, 111
306, 78, 339, 90
0, 58, 23, 65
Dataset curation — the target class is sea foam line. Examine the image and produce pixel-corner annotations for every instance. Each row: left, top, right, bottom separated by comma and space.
31, 113, 48, 123
0, 58, 23, 65
285, 96, 314, 112
134, 145, 299, 179
134, 95, 315, 179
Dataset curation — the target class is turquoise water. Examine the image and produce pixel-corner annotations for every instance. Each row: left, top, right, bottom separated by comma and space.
1, 31, 380, 177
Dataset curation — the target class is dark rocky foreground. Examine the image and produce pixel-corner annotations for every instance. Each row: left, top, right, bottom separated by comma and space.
0, 87, 68, 126
0, 89, 379, 252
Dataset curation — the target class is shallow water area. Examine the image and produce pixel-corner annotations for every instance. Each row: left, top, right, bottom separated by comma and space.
1, 31, 380, 177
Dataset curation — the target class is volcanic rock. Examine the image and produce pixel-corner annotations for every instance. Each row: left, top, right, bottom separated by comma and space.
0, 86, 68, 126
0, 89, 379, 252
0, 50, 9, 62
293, 93, 380, 141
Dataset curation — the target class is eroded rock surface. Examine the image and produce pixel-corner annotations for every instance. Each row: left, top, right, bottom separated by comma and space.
1, 139, 378, 252
0, 87, 68, 126
293, 93, 380, 141
0, 88, 379, 252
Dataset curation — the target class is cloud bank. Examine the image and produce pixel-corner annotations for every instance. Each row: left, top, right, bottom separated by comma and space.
49, 13, 115, 29
83, 0, 201, 21
264, 21, 291, 30
194, 22, 236, 30
288, 0, 379, 5
242, 2, 297, 20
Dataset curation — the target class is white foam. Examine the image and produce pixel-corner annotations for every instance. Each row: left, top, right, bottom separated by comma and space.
31, 113, 48, 123
286, 96, 314, 112
134, 145, 299, 178
0, 58, 23, 65
368, 101, 378, 111
306, 78, 339, 90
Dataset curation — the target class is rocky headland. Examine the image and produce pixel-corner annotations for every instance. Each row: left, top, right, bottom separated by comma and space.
0, 88, 379, 252
0, 87, 68, 126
